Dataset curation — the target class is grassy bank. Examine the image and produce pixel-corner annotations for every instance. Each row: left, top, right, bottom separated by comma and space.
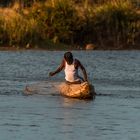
0, 0, 140, 50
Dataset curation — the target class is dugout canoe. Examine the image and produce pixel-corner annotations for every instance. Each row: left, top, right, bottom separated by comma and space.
57, 82, 96, 99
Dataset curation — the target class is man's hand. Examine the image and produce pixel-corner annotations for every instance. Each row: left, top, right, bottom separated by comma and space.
49, 72, 55, 77
84, 78, 89, 83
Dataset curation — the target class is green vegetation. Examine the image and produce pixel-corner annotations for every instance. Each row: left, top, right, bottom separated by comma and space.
0, 0, 139, 50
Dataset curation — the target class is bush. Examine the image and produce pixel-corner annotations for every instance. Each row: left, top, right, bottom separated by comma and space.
1, 10, 37, 46
45, 0, 81, 44
0, 0, 139, 49
92, 0, 140, 48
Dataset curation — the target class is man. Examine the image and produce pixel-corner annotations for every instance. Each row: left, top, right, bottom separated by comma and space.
49, 52, 88, 84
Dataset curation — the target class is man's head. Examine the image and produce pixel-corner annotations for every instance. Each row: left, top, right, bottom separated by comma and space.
64, 52, 73, 65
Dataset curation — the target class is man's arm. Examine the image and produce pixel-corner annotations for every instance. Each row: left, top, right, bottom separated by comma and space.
76, 59, 88, 82
49, 59, 65, 76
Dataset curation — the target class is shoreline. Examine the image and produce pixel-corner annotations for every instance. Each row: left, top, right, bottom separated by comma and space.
0, 46, 140, 51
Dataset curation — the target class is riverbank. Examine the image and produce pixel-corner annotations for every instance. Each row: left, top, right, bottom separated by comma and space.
0, 44, 140, 51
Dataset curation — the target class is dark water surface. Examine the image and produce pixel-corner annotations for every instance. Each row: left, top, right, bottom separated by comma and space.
0, 50, 140, 140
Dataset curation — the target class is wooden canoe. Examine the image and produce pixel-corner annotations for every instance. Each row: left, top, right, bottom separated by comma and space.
57, 82, 96, 99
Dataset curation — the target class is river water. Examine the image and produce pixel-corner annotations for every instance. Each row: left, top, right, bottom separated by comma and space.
0, 50, 140, 140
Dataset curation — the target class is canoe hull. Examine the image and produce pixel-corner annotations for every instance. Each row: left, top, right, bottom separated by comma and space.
58, 82, 96, 99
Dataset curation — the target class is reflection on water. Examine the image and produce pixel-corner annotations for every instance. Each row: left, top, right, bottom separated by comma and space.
0, 50, 140, 140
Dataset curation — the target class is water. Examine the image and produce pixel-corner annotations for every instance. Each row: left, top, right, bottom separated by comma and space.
0, 50, 140, 140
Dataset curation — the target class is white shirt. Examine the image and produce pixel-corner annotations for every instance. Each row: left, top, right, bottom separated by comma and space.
64, 59, 80, 82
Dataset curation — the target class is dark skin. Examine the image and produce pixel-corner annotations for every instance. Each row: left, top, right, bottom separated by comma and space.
49, 58, 88, 84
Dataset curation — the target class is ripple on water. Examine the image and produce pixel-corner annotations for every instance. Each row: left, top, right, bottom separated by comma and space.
0, 50, 140, 140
